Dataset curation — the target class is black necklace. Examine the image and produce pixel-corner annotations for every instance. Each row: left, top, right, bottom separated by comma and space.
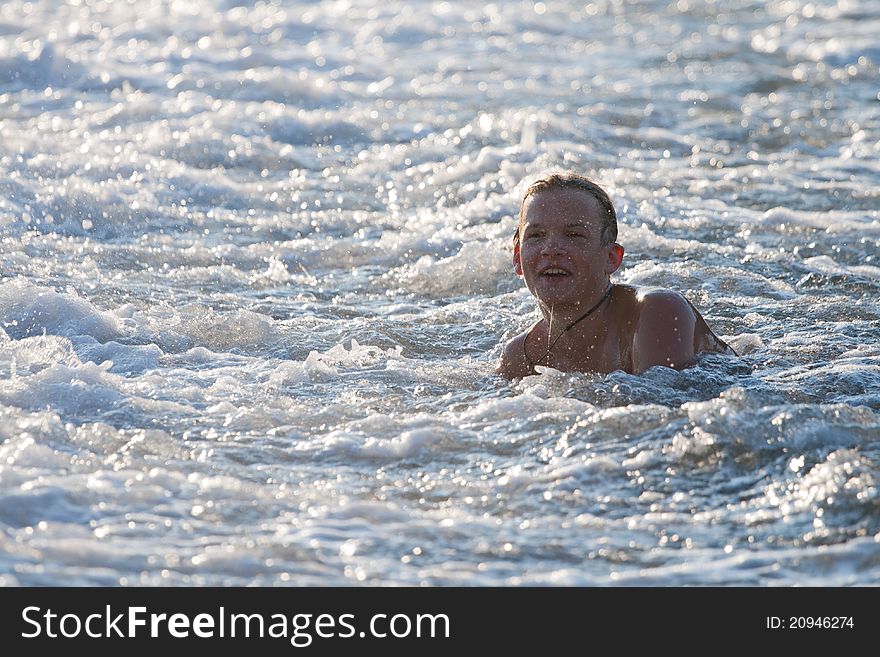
525, 285, 613, 369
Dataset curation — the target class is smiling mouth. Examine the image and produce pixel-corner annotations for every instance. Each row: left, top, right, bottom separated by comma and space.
540, 267, 570, 277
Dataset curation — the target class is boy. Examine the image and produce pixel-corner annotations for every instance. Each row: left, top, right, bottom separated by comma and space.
497, 173, 734, 379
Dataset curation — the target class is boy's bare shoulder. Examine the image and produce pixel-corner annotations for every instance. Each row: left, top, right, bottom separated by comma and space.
630, 288, 700, 373
496, 330, 533, 379
637, 288, 735, 357
634, 288, 695, 317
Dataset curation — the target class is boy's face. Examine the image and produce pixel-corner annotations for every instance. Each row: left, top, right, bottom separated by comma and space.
515, 187, 623, 309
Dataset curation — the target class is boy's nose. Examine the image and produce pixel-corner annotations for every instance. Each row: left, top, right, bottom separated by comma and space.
541, 235, 566, 255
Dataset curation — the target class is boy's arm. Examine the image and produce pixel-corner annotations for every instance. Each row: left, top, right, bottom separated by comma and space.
631, 291, 698, 374
496, 334, 532, 379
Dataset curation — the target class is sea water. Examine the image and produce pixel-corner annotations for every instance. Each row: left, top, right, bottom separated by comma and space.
0, 0, 878, 586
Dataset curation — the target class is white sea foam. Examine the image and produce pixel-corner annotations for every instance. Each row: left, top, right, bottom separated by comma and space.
0, 279, 123, 341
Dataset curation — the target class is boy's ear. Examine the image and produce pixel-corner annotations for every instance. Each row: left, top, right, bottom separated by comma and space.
605, 243, 624, 274
513, 242, 523, 276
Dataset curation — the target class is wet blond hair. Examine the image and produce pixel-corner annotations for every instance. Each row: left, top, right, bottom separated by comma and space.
514, 173, 618, 247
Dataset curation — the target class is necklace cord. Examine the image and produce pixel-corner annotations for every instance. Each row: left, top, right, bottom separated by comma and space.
525, 284, 613, 368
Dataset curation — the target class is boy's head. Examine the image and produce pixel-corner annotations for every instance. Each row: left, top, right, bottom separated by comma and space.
512, 173, 624, 302
514, 173, 618, 248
